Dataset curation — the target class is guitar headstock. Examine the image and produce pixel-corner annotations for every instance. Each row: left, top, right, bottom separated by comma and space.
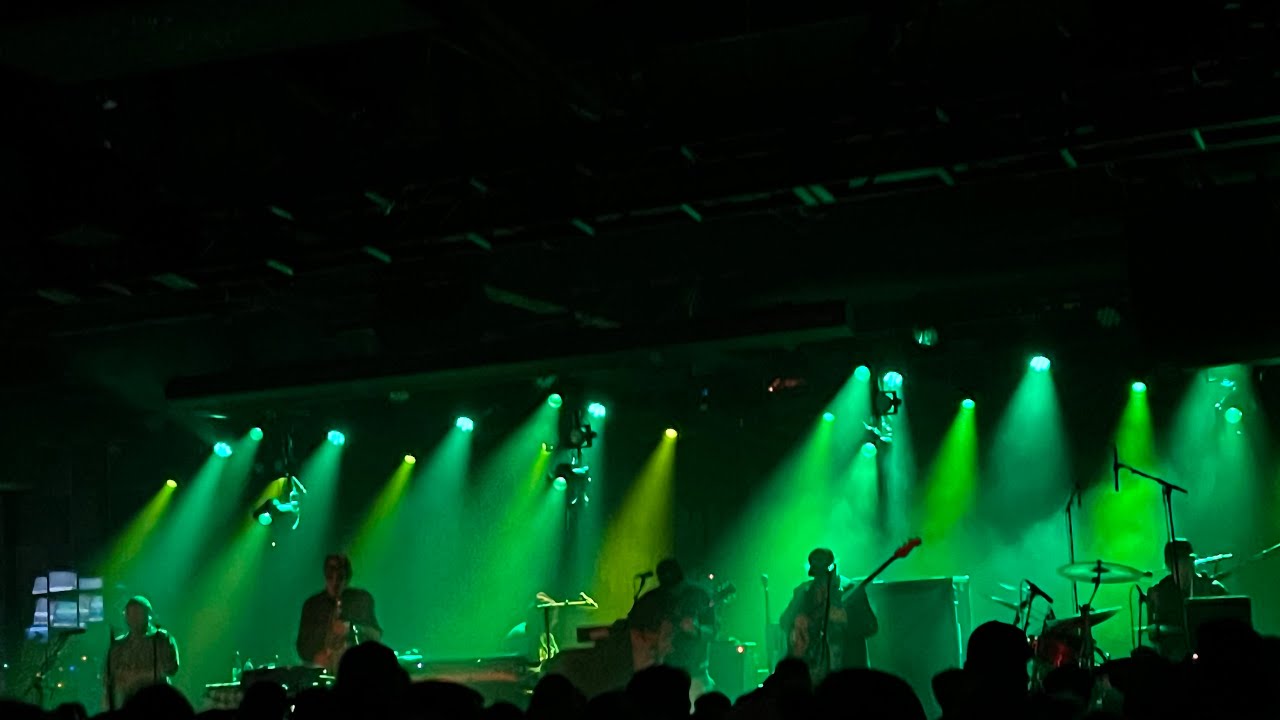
713, 582, 737, 606
894, 537, 922, 559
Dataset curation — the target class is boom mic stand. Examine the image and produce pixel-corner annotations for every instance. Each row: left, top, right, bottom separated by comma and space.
1065, 484, 1082, 613
1114, 453, 1189, 649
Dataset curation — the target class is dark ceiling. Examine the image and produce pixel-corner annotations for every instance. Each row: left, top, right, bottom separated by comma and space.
3, 0, 1280, 418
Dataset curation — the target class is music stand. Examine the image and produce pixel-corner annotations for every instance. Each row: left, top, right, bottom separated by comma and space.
536, 593, 598, 663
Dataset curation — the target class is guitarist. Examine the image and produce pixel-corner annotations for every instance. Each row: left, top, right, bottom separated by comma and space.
629, 559, 720, 698
296, 554, 382, 672
780, 548, 879, 680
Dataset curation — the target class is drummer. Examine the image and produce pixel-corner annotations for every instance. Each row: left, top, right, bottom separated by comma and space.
1146, 539, 1228, 659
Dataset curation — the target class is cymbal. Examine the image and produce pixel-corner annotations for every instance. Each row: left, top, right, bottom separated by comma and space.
1046, 606, 1120, 633
990, 597, 1020, 611
1058, 561, 1148, 584
1136, 624, 1183, 636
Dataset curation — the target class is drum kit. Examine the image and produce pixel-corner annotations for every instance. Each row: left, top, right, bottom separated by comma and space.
995, 560, 1150, 684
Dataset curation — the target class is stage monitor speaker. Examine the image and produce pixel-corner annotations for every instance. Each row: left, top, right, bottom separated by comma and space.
1185, 595, 1252, 656
709, 640, 759, 701
866, 577, 971, 720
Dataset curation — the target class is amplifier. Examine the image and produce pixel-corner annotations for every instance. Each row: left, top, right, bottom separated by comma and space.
866, 576, 971, 720
1185, 595, 1253, 654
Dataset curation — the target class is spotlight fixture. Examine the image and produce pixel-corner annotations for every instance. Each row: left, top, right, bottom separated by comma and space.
251, 475, 307, 530
664, 428, 679, 439
861, 442, 879, 458
822, 412, 836, 423
1224, 407, 1243, 425
1131, 381, 1147, 394
326, 430, 346, 447
872, 391, 902, 417
550, 462, 591, 504
249, 427, 264, 441
961, 398, 976, 410
913, 327, 938, 347
547, 393, 564, 409
165, 479, 178, 489
587, 402, 607, 419
853, 365, 872, 382
456, 416, 475, 433
213, 442, 233, 458
562, 410, 597, 449
881, 371, 904, 392
404, 454, 417, 465
1030, 355, 1051, 372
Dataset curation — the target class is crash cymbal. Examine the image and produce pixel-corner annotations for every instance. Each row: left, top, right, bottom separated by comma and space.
998, 583, 1020, 593
1058, 560, 1149, 584
1046, 607, 1120, 633
990, 597, 1020, 611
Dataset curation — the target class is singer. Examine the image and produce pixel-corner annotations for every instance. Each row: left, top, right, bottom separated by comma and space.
103, 596, 179, 709
296, 553, 382, 672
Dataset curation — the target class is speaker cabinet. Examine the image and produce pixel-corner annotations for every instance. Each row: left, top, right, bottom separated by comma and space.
866, 576, 971, 719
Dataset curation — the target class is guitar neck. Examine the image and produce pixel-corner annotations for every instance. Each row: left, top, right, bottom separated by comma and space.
842, 557, 897, 603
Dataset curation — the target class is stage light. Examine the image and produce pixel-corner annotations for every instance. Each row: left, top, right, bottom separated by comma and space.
854, 365, 872, 382
861, 442, 878, 458
251, 476, 307, 530
249, 427, 264, 441
213, 442, 233, 458
881, 371, 904, 392
1131, 381, 1147, 394
664, 428, 679, 439
1224, 407, 1243, 424
327, 430, 346, 447
547, 393, 564, 409
550, 462, 590, 502
404, 454, 417, 465
1030, 355, 1051, 372
165, 479, 178, 489
961, 398, 976, 410
822, 412, 836, 423
914, 327, 938, 347
456, 417, 475, 433
587, 402, 607, 419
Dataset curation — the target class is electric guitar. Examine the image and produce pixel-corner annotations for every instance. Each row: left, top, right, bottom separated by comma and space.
630, 581, 736, 671
788, 537, 922, 670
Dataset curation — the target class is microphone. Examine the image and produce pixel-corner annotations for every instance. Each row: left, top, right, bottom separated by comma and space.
636, 571, 654, 580
1113, 444, 1121, 492
1026, 580, 1055, 605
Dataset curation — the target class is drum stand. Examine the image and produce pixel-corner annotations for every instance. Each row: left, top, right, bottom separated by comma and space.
1079, 562, 1107, 670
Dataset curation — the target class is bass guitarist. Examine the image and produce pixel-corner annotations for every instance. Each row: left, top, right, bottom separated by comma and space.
781, 540, 919, 680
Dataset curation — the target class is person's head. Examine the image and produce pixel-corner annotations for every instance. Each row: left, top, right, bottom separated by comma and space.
931, 667, 965, 716
656, 558, 684, 586
808, 548, 836, 578
324, 554, 352, 594
1164, 539, 1195, 583
124, 596, 154, 634
964, 621, 1032, 694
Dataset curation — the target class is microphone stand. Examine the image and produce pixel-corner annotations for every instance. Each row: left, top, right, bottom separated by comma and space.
1114, 456, 1189, 650
1212, 540, 1280, 582
1114, 460, 1187, 542
1065, 485, 1081, 613
817, 569, 835, 679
